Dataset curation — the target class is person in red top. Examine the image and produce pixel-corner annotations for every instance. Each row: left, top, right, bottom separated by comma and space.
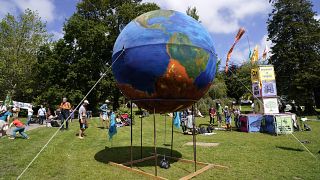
9, 118, 29, 139
209, 107, 216, 125
59, 97, 71, 130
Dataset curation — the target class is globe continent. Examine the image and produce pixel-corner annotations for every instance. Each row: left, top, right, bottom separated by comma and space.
112, 10, 217, 113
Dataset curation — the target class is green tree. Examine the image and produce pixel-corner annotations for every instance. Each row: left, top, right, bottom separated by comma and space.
0, 9, 50, 102
36, 0, 159, 112
186, 6, 200, 21
224, 62, 252, 104
267, 0, 320, 114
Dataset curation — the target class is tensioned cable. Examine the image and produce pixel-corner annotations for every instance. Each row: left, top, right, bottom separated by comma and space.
17, 49, 125, 179
227, 67, 317, 160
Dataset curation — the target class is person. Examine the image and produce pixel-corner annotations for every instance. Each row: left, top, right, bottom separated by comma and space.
0, 107, 15, 136
209, 106, 216, 125
26, 105, 33, 126
233, 108, 241, 129
78, 100, 89, 139
0, 101, 7, 116
37, 105, 46, 125
8, 118, 29, 139
70, 106, 75, 122
251, 102, 255, 113
224, 107, 232, 131
216, 102, 223, 127
59, 97, 71, 130
99, 100, 110, 129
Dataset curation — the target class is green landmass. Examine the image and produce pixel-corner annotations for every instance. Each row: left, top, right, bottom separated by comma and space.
167, 32, 209, 79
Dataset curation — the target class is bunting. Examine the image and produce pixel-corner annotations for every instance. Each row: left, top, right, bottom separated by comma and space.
225, 27, 245, 73
262, 44, 269, 60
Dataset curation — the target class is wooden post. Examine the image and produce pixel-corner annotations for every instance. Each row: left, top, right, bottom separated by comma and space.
140, 113, 143, 159
130, 101, 133, 168
192, 105, 197, 172
153, 108, 157, 176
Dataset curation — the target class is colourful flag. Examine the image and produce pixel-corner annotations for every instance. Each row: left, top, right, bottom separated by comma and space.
173, 112, 181, 128
108, 112, 117, 140
225, 27, 245, 73
4, 94, 13, 107
250, 45, 259, 64
262, 44, 269, 60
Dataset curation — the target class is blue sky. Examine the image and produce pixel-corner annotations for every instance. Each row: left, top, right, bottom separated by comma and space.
0, 0, 319, 68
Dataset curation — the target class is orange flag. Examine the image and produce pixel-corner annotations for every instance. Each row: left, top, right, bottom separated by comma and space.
225, 27, 245, 73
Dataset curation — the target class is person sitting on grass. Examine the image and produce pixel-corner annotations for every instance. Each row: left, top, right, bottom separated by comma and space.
8, 118, 29, 139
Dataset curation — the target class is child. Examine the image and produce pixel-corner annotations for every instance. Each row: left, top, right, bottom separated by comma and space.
9, 118, 29, 139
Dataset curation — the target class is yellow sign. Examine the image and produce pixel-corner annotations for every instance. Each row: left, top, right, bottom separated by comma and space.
251, 68, 259, 82
258, 66, 275, 81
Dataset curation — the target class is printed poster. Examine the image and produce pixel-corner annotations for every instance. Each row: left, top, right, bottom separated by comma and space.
259, 66, 275, 81
252, 82, 261, 97
251, 68, 259, 82
263, 98, 279, 114
261, 81, 277, 97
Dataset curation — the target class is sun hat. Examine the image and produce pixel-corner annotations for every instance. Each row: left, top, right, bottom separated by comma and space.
84, 100, 89, 104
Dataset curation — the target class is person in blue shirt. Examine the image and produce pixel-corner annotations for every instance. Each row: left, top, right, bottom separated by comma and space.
99, 100, 110, 129
0, 107, 15, 137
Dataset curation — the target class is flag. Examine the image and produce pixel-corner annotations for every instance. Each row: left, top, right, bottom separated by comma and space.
248, 49, 252, 60
250, 45, 259, 64
262, 44, 269, 60
108, 112, 117, 140
225, 27, 245, 73
4, 94, 13, 107
173, 112, 181, 128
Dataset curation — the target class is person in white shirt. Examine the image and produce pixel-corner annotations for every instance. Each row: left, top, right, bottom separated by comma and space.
26, 106, 34, 126
37, 105, 46, 125
78, 100, 89, 139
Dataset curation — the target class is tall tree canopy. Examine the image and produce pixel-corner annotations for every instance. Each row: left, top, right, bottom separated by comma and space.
0, 9, 50, 102
35, 0, 159, 111
267, 0, 320, 114
224, 62, 252, 103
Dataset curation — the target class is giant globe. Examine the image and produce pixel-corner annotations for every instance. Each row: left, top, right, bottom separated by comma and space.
112, 10, 217, 113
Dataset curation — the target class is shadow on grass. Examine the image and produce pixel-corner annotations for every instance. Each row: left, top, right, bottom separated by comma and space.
94, 146, 182, 166
276, 146, 304, 152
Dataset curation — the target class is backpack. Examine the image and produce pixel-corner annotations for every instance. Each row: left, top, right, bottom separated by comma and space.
159, 155, 170, 169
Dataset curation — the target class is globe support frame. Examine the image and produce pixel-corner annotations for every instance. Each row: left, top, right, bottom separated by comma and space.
108, 99, 228, 179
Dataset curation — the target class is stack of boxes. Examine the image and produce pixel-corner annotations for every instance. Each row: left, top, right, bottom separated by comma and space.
244, 65, 294, 135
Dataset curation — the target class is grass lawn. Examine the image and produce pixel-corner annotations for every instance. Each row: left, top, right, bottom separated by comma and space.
1, 113, 319, 179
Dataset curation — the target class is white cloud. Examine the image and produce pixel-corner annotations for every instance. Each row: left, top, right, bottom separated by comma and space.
142, 0, 271, 34
315, 15, 320, 21
0, 0, 56, 23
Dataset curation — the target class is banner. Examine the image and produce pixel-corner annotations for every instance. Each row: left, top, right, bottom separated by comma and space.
258, 66, 275, 81
261, 81, 277, 97
12, 101, 33, 110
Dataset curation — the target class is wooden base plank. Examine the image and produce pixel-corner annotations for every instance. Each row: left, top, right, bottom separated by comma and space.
179, 164, 214, 180
109, 161, 167, 180
122, 156, 155, 166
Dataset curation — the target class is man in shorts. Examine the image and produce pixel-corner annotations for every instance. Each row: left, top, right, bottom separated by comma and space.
78, 100, 89, 139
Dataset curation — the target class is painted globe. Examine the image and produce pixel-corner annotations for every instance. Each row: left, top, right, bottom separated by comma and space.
112, 10, 217, 113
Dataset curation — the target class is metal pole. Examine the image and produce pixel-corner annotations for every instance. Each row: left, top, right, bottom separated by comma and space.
171, 113, 174, 157
153, 107, 157, 176
192, 105, 197, 172
140, 113, 143, 159
130, 101, 133, 168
